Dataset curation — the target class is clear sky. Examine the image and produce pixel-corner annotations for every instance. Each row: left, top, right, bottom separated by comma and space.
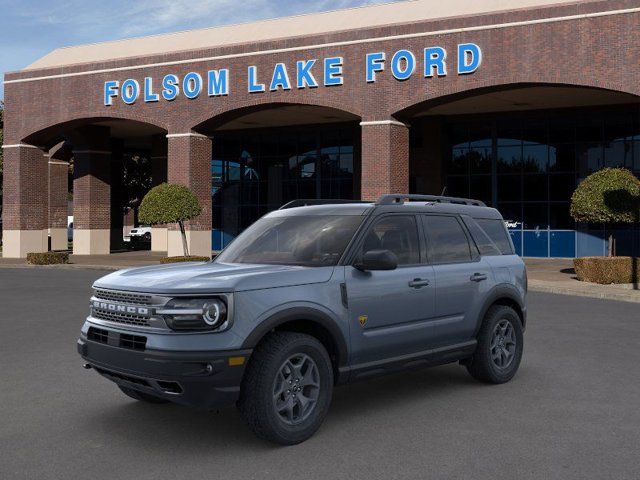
0, 0, 402, 100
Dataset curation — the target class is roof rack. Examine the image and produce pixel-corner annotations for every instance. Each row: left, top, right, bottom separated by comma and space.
376, 194, 486, 207
279, 199, 370, 209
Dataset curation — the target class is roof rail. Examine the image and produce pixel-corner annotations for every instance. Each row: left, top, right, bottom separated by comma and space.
279, 199, 370, 209
376, 194, 486, 207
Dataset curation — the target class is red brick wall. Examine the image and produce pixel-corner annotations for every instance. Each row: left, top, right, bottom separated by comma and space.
2, 146, 48, 230
48, 161, 68, 229
166, 135, 213, 231
361, 123, 409, 200
5, 0, 640, 146
3, 0, 640, 233
72, 151, 111, 230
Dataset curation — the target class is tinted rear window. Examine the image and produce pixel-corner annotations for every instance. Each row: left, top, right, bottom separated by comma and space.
475, 218, 514, 255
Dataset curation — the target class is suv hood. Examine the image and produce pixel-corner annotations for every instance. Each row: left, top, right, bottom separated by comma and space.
93, 261, 335, 294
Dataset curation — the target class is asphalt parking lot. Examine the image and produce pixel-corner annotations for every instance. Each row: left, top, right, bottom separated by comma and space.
1, 268, 639, 480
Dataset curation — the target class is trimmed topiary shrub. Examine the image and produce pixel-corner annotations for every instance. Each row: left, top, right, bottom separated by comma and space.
27, 251, 70, 265
574, 256, 640, 284
139, 183, 202, 257
570, 168, 640, 256
160, 255, 210, 264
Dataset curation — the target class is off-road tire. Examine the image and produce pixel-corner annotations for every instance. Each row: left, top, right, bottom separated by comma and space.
466, 305, 523, 384
238, 331, 334, 445
118, 385, 169, 404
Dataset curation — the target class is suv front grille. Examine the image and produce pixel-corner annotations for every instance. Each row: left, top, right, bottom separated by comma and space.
119, 333, 147, 351
92, 308, 151, 327
94, 289, 153, 305
86, 327, 147, 351
88, 327, 109, 344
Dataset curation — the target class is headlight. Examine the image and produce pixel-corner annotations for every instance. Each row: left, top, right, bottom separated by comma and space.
158, 298, 228, 331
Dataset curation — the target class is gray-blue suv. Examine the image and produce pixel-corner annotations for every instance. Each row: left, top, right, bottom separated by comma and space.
77, 194, 527, 444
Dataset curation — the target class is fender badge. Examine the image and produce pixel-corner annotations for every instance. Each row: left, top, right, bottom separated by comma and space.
358, 315, 368, 327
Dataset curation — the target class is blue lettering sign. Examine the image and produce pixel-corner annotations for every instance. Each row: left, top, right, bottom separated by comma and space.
208, 69, 229, 96
104, 80, 119, 106
162, 74, 179, 101
391, 50, 415, 81
366, 52, 385, 82
144, 77, 159, 102
270, 63, 291, 91
121, 79, 140, 104
424, 47, 447, 77
324, 57, 343, 86
458, 43, 482, 74
101, 44, 483, 105
183, 72, 202, 99
248, 66, 265, 93
296, 60, 318, 89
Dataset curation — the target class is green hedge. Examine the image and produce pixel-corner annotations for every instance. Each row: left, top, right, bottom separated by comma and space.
574, 256, 640, 284
27, 251, 70, 265
160, 255, 210, 264
570, 168, 640, 224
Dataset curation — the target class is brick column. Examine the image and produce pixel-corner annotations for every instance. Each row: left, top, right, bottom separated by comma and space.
1, 144, 49, 258
150, 134, 168, 252
48, 147, 70, 251
166, 132, 212, 257
70, 127, 112, 255
110, 140, 125, 251
360, 120, 410, 201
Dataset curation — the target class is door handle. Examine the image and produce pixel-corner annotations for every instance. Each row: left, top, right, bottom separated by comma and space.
408, 278, 430, 288
470, 273, 488, 282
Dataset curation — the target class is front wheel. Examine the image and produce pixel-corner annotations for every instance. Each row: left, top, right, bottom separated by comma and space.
466, 305, 523, 384
238, 331, 334, 445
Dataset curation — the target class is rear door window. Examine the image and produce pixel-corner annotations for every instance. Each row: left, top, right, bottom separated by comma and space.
422, 215, 472, 264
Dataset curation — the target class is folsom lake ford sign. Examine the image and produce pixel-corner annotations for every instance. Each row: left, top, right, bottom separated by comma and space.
103, 43, 482, 106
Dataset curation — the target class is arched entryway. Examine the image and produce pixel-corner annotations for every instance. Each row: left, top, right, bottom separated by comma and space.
396, 84, 640, 258
4, 117, 168, 257
194, 103, 361, 249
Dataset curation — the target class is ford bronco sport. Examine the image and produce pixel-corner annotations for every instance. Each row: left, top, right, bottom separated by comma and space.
77, 194, 527, 445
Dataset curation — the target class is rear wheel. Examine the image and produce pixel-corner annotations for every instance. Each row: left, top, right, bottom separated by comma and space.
118, 385, 169, 404
466, 305, 523, 384
238, 331, 333, 445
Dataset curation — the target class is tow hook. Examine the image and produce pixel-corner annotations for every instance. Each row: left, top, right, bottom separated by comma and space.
83, 363, 92, 370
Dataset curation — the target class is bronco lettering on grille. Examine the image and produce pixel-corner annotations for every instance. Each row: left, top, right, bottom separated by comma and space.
92, 300, 150, 316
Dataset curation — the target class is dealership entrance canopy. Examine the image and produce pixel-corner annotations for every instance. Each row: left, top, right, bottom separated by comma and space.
3, 0, 640, 258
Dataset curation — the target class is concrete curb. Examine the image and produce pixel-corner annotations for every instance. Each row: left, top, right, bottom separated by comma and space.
528, 280, 640, 304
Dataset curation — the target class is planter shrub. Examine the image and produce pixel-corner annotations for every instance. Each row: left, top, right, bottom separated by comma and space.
139, 183, 202, 257
570, 168, 640, 256
160, 255, 210, 264
574, 256, 640, 284
27, 251, 70, 265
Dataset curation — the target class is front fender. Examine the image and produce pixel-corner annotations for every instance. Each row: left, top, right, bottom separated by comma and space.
241, 303, 349, 368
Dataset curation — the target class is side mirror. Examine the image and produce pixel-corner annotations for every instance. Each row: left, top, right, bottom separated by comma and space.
354, 249, 398, 271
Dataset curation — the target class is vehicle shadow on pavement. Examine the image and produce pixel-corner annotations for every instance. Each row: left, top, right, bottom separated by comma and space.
85, 363, 489, 450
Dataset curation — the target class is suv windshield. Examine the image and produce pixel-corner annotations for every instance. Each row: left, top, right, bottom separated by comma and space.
215, 215, 364, 266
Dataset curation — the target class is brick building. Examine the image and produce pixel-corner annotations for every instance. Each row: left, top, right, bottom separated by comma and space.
3, 0, 640, 258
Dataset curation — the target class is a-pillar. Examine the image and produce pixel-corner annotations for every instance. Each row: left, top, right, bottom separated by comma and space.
48, 142, 70, 251
1, 143, 49, 258
150, 133, 168, 252
166, 132, 212, 257
71, 126, 112, 255
359, 120, 410, 201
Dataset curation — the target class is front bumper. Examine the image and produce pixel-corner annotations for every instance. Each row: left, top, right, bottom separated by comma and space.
77, 335, 251, 409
